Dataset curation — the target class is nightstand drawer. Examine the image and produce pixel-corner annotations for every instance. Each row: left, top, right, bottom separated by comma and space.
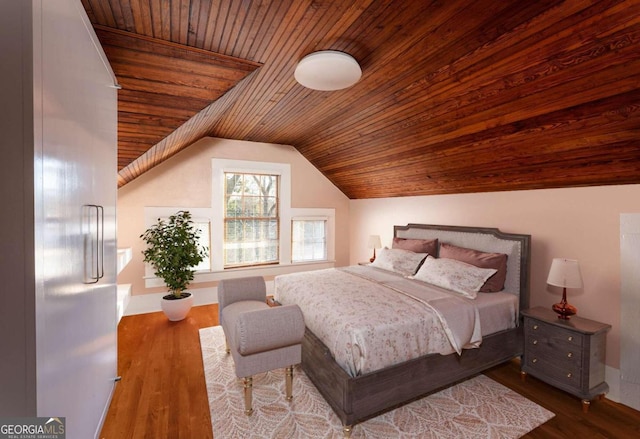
526, 339, 581, 369
524, 354, 581, 388
525, 320, 584, 349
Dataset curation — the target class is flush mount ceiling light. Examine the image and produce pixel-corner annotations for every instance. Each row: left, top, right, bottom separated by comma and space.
294, 50, 362, 91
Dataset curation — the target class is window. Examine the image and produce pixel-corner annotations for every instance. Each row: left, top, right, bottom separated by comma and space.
223, 172, 279, 267
200, 159, 334, 282
143, 199, 335, 288
194, 221, 211, 271
211, 159, 291, 272
292, 218, 327, 262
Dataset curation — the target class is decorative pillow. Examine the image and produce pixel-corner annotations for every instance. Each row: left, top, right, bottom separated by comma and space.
371, 247, 428, 276
392, 237, 438, 256
411, 256, 497, 299
439, 243, 508, 292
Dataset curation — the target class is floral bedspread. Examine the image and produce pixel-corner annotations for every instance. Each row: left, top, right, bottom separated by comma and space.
274, 265, 482, 377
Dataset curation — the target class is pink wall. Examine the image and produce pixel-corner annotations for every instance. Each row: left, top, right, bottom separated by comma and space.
118, 136, 638, 374
349, 184, 640, 370
117, 137, 350, 295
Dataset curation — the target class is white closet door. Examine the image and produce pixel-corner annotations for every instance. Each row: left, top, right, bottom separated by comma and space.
34, 0, 118, 437
620, 213, 640, 411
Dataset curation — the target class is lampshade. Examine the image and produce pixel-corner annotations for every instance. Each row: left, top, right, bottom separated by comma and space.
547, 258, 583, 289
294, 50, 362, 91
367, 235, 382, 249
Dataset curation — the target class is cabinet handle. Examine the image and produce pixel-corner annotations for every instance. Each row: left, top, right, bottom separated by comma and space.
83, 204, 104, 284
567, 352, 573, 358
532, 358, 538, 364
532, 340, 538, 345
567, 336, 573, 342
567, 373, 572, 378
532, 325, 538, 330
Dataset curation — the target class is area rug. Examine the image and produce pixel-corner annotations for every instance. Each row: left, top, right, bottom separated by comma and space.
200, 326, 554, 438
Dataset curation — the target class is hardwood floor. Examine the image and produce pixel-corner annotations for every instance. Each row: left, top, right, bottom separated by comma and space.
485, 362, 640, 439
99, 305, 216, 439
100, 304, 640, 438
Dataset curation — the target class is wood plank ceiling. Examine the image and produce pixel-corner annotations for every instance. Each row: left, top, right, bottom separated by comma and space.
81, 0, 640, 199
95, 26, 260, 170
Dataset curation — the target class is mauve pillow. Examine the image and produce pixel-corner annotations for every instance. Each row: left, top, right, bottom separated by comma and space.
439, 243, 508, 292
392, 237, 438, 256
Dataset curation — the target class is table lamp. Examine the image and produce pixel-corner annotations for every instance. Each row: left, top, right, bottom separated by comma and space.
547, 258, 583, 319
368, 235, 381, 263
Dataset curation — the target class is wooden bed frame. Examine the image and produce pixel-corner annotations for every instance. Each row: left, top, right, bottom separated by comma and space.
299, 224, 531, 437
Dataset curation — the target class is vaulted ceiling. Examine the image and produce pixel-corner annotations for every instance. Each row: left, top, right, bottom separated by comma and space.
81, 0, 640, 199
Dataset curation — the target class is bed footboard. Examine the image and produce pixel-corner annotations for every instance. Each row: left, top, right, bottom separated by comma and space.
301, 325, 524, 428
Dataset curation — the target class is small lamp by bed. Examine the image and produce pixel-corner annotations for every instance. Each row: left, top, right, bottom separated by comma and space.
547, 258, 583, 320
368, 235, 381, 263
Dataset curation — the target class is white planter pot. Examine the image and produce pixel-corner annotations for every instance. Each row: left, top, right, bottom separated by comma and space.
161, 292, 193, 321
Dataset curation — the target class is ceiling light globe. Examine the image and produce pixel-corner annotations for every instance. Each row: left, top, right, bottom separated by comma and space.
294, 50, 362, 91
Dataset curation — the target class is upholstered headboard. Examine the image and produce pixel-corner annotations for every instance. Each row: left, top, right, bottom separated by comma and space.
394, 224, 531, 311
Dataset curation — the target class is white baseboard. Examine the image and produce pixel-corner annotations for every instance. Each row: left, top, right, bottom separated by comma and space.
117, 284, 131, 322
605, 365, 621, 403
123, 281, 275, 316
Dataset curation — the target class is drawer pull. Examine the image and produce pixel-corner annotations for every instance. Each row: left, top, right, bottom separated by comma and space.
532, 358, 538, 364
567, 336, 573, 342
533, 325, 538, 330
532, 340, 538, 345
567, 373, 572, 379
567, 352, 573, 358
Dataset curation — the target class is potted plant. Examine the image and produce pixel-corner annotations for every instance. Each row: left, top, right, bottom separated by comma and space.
140, 210, 207, 321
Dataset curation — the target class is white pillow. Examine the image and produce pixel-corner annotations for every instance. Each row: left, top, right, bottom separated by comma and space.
371, 247, 428, 276
412, 256, 497, 299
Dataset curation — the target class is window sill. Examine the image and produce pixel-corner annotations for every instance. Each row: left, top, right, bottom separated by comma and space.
143, 260, 335, 288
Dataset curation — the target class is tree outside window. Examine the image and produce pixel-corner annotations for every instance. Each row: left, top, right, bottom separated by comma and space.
224, 172, 279, 267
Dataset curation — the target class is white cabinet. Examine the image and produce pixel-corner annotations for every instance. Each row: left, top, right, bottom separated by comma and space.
0, 1, 119, 437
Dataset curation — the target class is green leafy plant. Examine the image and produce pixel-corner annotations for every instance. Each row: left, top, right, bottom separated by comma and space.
140, 210, 208, 299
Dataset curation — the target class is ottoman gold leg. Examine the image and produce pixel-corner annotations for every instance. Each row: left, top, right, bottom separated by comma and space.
243, 377, 253, 416
286, 366, 294, 401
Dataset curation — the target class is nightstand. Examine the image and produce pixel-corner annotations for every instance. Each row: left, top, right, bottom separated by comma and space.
520, 306, 611, 413
266, 295, 280, 307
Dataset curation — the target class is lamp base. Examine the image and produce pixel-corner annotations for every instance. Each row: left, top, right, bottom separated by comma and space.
552, 302, 577, 320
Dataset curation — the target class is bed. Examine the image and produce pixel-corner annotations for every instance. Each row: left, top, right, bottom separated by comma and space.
274, 224, 531, 437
